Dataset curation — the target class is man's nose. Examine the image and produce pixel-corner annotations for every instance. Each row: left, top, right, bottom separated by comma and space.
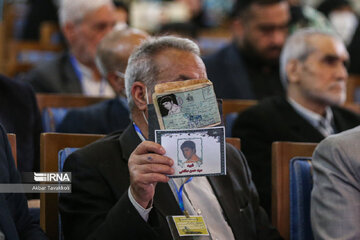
271, 29, 287, 46
336, 62, 349, 81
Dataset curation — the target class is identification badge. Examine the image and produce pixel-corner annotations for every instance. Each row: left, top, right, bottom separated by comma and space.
173, 215, 209, 236
166, 215, 212, 239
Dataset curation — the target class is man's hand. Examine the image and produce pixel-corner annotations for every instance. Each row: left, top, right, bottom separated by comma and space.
129, 141, 174, 209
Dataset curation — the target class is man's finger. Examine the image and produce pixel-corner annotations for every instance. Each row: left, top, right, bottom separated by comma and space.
136, 154, 173, 166
133, 141, 166, 155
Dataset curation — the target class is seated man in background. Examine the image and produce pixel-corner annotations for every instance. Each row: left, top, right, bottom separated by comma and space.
0, 74, 41, 175
59, 36, 282, 240
232, 28, 360, 216
24, 0, 118, 96
203, 0, 290, 100
57, 27, 148, 134
0, 123, 47, 240
317, 0, 360, 75
311, 125, 360, 240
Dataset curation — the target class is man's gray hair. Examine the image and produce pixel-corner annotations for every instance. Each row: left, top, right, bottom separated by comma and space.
59, 0, 113, 27
125, 36, 200, 110
95, 28, 135, 76
280, 28, 342, 89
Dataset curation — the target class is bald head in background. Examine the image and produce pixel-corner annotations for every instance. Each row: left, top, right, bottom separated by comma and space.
96, 28, 149, 97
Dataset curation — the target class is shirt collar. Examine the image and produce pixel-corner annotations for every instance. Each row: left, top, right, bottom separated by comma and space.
288, 97, 334, 129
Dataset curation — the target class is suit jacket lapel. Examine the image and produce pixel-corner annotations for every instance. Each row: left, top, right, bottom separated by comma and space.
331, 107, 357, 132
153, 183, 183, 218
119, 124, 141, 162
207, 175, 244, 238
280, 98, 324, 142
63, 53, 84, 93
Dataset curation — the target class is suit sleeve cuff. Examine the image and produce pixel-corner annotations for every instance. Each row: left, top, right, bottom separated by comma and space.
128, 187, 153, 222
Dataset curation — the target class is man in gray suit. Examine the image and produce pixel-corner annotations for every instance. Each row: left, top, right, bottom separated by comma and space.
311, 125, 360, 240
24, 0, 117, 96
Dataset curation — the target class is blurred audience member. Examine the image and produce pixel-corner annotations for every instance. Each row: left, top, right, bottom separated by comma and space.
24, 0, 118, 96
204, 0, 290, 100
232, 29, 360, 216
21, 0, 59, 41
318, 0, 360, 74
0, 75, 41, 175
311, 126, 360, 240
0, 123, 47, 240
57, 28, 148, 134
288, 0, 333, 33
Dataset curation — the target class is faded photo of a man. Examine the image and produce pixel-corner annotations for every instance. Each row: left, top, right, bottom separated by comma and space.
159, 94, 181, 116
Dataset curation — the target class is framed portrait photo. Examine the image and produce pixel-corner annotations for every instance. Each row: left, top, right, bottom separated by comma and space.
155, 127, 226, 178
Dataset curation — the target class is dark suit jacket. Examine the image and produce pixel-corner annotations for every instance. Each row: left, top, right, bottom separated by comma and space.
348, 20, 360, 75
56, 98, 130, 134
232, 96, 360, 216
203, 42, 255, 100
24, 52, 82, 94
59, 125, 282, 240
0, 75, 42, 173
0, 124, 47, 240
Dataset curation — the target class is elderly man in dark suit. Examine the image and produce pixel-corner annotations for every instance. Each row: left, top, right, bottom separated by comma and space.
24, 0, 118, 96
203, 0, 290, 100
56, 27, 148, 134
59, 36, 282, 240
0, 123, 47, 240
232, 28, 360, 216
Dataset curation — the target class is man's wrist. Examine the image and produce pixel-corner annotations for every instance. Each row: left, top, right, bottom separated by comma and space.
128, 187, 153, 222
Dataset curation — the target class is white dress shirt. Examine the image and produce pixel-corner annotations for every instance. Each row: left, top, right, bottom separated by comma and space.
76, 62, 115, 97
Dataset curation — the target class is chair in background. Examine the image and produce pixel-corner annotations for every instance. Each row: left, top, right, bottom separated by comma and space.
346, 74, 360, 103
5, 40, 62, 77
6, 133, 40, 220
36, 94, 110, 132
225, 137, 241, 151
40, 132, 105, 240
222, 99, 257, 137
6, 133, 16, 166
343, 102, 360, 115
290, 157, 314, 240
271, 141, 317, 240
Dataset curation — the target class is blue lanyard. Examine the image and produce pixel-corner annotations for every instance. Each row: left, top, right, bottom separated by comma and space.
133, 122, 146, 141
171, 177, 193, 213
69, 54, 83, 83
133, 122, 192, 214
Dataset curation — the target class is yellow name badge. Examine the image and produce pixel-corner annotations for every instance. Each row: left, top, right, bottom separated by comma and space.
172, 215, 209, 236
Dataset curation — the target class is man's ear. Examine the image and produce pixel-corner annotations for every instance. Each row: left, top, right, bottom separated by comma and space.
107, 72, 125, 96
131, 82, 148, 111
286, 60, 302, 84
62, 22, 76, 44
232, 18, 245, 40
